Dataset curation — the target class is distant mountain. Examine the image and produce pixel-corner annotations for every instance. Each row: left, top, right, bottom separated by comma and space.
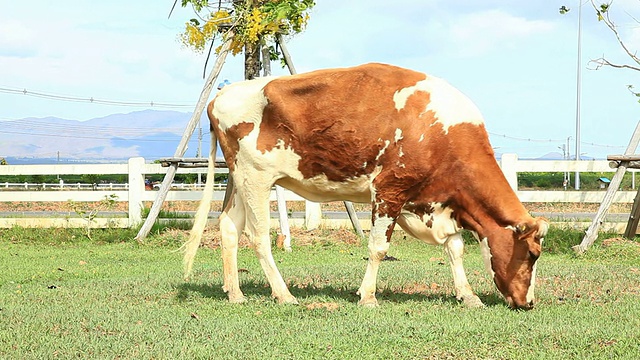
536, 152, 565, 160
0, 110, 211, 164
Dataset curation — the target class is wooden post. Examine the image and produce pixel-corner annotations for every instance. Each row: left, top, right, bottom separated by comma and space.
134, 34, 233, 242
573, 121, 640, 254
127, 157, 145, 226
276, 34, 365, 239
624, 188, 640, 238
500, 153, 518, 191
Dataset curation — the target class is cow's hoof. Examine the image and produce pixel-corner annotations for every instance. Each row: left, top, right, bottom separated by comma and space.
357, 298, 379, 308
276, 295, 299, 305
460, 295, 485, 308
228, 295, 247, 304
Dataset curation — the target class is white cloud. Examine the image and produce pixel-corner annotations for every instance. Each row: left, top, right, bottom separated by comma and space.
0, 19, 37, 56
449, 10, 556, 56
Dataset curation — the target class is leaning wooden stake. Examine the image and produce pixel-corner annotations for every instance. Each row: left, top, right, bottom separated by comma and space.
624, 182, 640, 239
573, 121, 640, 254
277, 34, 365, 240
135, 35, 233, 242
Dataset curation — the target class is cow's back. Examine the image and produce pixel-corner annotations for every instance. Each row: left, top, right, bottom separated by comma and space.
209, 63, 489, 202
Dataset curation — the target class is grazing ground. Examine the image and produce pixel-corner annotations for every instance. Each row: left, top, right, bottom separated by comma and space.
0, 200, 633, 215
1, 227, 640, 359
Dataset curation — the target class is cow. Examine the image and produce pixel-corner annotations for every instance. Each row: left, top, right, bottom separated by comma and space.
182, 63, 549, 310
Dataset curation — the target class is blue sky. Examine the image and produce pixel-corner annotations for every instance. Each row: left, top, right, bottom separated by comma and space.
1, 0, 639, 159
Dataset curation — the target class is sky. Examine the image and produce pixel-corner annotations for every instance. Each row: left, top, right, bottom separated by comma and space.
1, 0, 639, 159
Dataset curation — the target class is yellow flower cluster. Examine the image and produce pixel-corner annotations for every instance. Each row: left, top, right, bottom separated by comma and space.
180, 10, 234, 53
180, 1, 313, 55
181, 22, 206, 51
245, 8, 280, 43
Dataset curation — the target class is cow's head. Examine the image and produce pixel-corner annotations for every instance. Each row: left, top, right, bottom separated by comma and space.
479, 217, 549, 310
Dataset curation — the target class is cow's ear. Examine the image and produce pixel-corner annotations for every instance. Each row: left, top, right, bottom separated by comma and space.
515, 223, 528, 234
509, 222, 535, 240
535, 217, 549, 239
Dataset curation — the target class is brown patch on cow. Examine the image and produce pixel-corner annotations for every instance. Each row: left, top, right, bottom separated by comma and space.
403, 202, 436, 226
218, 122, 254, 171
207, 100, 255, 171
385, 220, 396, 242
425, 217, 434, 228
258, 63, 427, 184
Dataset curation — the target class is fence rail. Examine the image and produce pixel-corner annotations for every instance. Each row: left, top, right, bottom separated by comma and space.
0, 155, 636, 229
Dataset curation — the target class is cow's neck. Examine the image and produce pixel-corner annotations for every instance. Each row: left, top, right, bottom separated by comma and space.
420, 127, 531, 238
453, 161, 530, 238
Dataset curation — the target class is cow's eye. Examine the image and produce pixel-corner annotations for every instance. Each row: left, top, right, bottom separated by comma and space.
528, 250, 540, 261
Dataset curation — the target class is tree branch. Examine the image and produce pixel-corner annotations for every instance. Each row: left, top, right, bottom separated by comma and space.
590, 0, 640, 69
589, 57, 640, 71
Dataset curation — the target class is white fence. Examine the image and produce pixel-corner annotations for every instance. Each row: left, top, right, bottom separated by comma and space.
0, 155, 636, 229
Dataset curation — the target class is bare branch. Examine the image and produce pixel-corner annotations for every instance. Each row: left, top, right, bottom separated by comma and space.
590, 0, 640, 68
589, 57, 640, 71
168, 0, 179, 19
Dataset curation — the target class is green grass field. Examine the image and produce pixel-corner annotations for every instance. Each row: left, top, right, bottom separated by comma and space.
1, 227, 640, 359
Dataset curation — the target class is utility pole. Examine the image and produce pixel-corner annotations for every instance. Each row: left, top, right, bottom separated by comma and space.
574, 0, 583, 190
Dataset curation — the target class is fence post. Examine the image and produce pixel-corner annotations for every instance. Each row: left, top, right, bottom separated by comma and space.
128, 157, 145, 227
305, 201, 322, 230
500, 153, 518, 191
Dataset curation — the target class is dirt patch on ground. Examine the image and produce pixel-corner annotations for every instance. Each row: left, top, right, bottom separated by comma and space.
601, 237, 640, 247
0, 200, 632, 214
180, 226, 362, 250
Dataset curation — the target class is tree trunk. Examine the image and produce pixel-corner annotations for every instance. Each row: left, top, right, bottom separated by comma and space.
244, 40, 261, 80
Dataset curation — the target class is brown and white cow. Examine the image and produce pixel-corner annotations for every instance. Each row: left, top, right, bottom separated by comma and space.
183, 63, 548, 310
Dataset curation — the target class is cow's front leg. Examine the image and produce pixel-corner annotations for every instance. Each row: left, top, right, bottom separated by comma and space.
357, 215, 394, 307
444, 233, 484, 308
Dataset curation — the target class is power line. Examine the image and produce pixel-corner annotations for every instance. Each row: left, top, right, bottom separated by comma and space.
488, 131, 565, 143
488, 132, 626, 149
0, 86, 195, 109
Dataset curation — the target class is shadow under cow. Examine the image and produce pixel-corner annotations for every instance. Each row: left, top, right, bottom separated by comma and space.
174, 280, 506, 308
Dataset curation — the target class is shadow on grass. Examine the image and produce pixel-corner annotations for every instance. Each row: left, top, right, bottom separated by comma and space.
175, 279, 507, 308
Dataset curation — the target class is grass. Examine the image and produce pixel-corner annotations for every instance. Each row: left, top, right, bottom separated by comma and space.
1, 227, 640, 359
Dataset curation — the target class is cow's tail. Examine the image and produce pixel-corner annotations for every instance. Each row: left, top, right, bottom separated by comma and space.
181, 131, 218, 279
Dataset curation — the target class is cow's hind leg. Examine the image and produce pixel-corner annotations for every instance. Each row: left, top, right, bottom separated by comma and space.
219, 188, 246, 303
444, 233, 484, 308
240, 177, 297, 305
357, 214, 394, 307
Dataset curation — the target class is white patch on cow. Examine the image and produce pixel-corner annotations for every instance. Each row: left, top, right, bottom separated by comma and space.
479, 237, 496, 279
211, 76, 277, 132
526, 262, 537, 304
398, 146, 404, 157
418, 134, 425, 142
394, 128, 403, 143
277, 166, 382, 204
375, 140, 390, 161
393, 75, 484, 134
396, 202, 461, 245
526, 237, 542, 304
